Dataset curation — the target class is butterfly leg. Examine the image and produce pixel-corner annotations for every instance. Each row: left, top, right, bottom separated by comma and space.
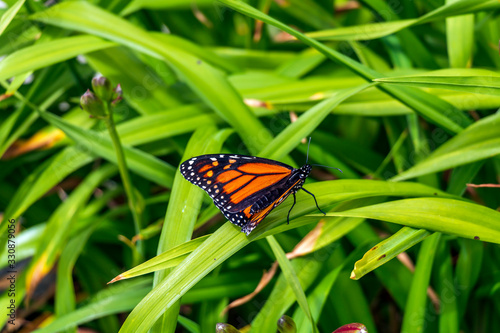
286, 193, 297, 224
301, 188, 326, 215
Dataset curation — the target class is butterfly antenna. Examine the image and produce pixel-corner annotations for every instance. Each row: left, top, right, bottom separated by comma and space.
306, 137, 311, 164
305, 137, 342, 173
311, 164, 343, 173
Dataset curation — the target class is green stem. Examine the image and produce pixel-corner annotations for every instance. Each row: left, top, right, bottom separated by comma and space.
104, 106, 144, 260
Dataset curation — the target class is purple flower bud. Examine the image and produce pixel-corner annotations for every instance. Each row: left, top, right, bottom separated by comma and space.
80, 89, 106, 118
111, 83, 123, 105
92, 76, 113, 103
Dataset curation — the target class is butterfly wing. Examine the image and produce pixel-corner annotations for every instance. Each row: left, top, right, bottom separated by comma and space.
180, 154, 296, 234
239, 179, 303, 235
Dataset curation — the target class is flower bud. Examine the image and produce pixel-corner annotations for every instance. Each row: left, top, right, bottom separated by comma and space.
92, 76, 113, 103
111, 83, 123, 105
277, 315, 296, 333
333, 323, 368, 333
215, 323, 241, 333
80, 89, 106, 118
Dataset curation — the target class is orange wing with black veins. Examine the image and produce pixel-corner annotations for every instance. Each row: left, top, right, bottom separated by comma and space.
180, 154, 295, 233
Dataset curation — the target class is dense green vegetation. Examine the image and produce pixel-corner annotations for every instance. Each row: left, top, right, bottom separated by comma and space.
1, 0, 500, 332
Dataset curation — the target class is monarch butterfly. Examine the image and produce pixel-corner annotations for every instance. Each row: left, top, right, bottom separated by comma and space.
180, 150, 337, 235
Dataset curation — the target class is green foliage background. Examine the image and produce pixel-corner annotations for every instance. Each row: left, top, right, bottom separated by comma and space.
1, 0, 500, 332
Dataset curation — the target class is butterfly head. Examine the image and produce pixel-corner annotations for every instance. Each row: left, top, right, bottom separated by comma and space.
299, 164, 312, 179
289, 164, 311, 185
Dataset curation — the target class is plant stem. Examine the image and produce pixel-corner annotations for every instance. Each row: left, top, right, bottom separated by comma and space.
104, 106, 144, 260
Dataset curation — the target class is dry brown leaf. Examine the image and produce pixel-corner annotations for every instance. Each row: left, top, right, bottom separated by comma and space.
466, 183, 500, 188
2, 129, 65, 159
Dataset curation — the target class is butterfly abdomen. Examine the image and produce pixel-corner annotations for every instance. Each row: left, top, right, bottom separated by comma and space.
251, 188, 284, 213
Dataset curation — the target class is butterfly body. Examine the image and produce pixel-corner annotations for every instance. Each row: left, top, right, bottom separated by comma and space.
180, 154, 321, 235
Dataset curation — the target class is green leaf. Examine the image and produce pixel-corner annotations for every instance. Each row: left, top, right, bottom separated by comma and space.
267, 235, 318, 333
33, 278, 152, 333
56, 227, 96, 333
217, 0, 469, 133
352, 227, 431, 280
39, 111, 176, 188
152, 127, 232, 332
85, 48, 183, 114
246, 83, 500, 116
117, 179, 457, 332
0, 35, 116, 81
275, 48, 326, 79
31, 1, 273, 153
401, 233, 442, 333
436, 240, 459, 332
392, 112, 500, 181
455, 239, 484, 318
0, 0, 25, 35
0, 67, 71, 157
306, 0, 499, 41
0, 224, 44, 270
178, 315, 200, 333
446, 0, 474, 68
118, 223, 249, 333
307, 19, 417, 41
317, 198, 500, 244
250, 256, 323, 332
111, 236, 211, 281
182, 271, 259, 304
375, 69, 500, 96
292, 245, 371, 332
0, 106, 220, 244
120, 0, 215, 15
3, 1, 500, 331
26, 164, 117, 297
258, 83, 373, 159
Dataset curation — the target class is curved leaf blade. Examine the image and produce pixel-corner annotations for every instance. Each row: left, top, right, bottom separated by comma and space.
33, 278, 152, 333
40, 111, 176, 187
268, 236, 318, 333
258, 83, 373, 159
375, 69, 500, 96
352, 227, 431, 280
401, 233, 442, 333
306, 0, 499, 41
152, 127, 232, 332
318, 198, 500, 244
0, 0, 25, 35
117, 179, 458, 332
392, 112, 500, 181
30, 1, 272, 153
0, 35, 115, 81
217, 0, 469, 134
